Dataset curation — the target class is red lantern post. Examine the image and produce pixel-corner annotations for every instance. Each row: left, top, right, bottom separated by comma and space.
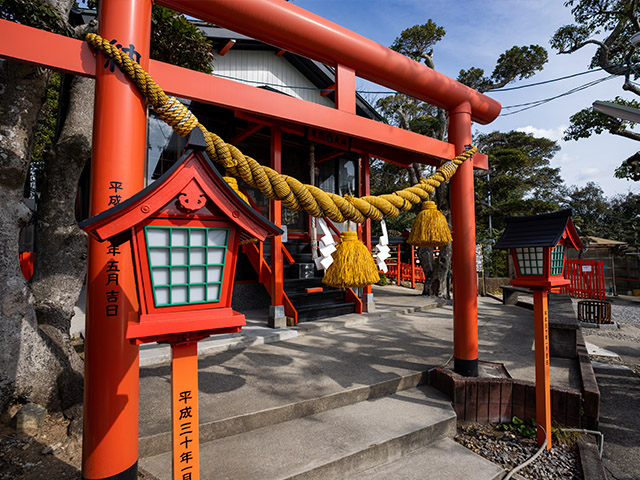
80, 130, 282, 478
495, 209, 583, 448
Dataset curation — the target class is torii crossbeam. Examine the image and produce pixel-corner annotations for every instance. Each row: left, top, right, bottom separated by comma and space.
0, 1, 500, 478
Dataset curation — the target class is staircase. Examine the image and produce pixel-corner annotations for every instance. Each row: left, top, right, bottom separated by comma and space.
283, 239, 360, 322
137, 303, 504, 480
243, 238, 361, 323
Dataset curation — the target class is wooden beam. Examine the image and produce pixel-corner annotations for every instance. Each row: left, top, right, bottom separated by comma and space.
0, 19, 455, 165
230, 122, 265, 144
218, 39, 235, 56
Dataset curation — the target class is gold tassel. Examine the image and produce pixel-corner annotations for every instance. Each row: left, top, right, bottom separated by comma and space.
323, 230, 380, 288
407, 201, 452, 248
223, 175, 250, 205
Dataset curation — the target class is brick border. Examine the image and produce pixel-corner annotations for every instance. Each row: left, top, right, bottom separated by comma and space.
429, 368, 584, 427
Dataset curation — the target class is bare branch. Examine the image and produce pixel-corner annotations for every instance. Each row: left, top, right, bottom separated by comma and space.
612, 127, 640, 142
623, 80, 640, 96
557, 38, 607, 54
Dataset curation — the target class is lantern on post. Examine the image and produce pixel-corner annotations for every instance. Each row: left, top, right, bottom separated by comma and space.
80, 127, 282, 479
495, 209, 583, 449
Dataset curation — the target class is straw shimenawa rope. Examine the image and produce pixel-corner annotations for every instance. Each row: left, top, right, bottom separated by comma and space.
85, 33, 476, 224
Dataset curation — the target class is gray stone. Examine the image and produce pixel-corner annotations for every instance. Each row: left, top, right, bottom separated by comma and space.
268, 304, 286, 328
15, 402, 47, 435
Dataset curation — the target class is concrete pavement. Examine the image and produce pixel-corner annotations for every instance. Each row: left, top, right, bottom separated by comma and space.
136, 285, 594, 479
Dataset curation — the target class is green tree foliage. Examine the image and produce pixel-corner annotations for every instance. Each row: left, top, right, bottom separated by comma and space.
151, 6, 213, 74
609, 191, 640, 246
551, 0, 640, 181
458, 45, 548, 92
562, 183, 640, 247
474, 131, 565, 276
375, 21, 548, 293
0, 0, 69, 35
563, 182, 611, 236
563, 97, 640, 180
389, 20, 445, 67
474, 131, 565, 242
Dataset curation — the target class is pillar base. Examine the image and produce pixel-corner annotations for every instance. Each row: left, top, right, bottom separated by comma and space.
83, 460, 137, 480
363, 293, 375, 313
268, 305, 286, 329
454, 357, 478, 377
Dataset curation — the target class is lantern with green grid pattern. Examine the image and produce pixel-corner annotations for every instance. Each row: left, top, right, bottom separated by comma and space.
494, 210, 583, 290
80, 139, 282, 344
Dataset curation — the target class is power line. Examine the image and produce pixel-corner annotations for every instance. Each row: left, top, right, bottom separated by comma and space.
211, 69, 620, 116
488, 66, 611, 92
499, 75, 617, 116
212, 66, 618, 96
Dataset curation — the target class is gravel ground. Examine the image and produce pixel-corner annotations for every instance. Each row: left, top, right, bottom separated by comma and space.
455, 424, 583, 480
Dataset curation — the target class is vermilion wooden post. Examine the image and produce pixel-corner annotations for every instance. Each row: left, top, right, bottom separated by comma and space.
533, 289, 552, 449
360, 154, 373, 310
82, 1, 150, 479
171, 341, 201, 479
335, 63, 356, 114
269, 127, 284, 326
448, 101, 479, 377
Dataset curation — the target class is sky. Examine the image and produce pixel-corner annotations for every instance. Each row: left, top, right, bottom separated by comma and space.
294, 0, 640, 198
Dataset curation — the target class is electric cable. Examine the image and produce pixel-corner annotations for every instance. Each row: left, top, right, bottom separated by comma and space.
499, 75, 617, 116
503, 424, 548, 480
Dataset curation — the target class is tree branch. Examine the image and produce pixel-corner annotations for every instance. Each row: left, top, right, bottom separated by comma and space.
623, 80, 640, 96
612, 127, 640, 142
557, 38, 607, 55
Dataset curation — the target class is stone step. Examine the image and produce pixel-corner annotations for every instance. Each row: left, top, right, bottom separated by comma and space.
297, 301, 356, 322
287, 289, 345, 308
139, 371, 427, 458
140, 386, 457, 480
351, 437, 504, 480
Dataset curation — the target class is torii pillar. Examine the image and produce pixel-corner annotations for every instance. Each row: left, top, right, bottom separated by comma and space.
82, 1, 151, 478
449, 102, 479, 377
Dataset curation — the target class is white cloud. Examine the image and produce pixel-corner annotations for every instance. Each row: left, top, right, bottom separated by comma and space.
516, 125, 567, 142
575, 167, 600, 181
556, 153, 573, 164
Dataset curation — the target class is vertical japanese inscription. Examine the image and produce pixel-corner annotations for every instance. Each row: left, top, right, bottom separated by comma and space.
177, 390, 194, 480
104, 181, 123, 317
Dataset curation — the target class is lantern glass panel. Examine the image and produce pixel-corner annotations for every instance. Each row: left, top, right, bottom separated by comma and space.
152, 267, 169, 285
207, 284, 221, 301
514, 247, 544, 275
171, 229, 188, 246
147, 228, 169, 247
191, 229, 206, 246
190, 248, 206, 264
207, 248, 225, 264
207, 266, 223, 283
550, 244, 565, 275
172, 267, 188, 284
190, 266, 205, 283
149, 248, 169, 267
145, 226, 229, 306
172, 285, 188, 303
190, 285, 206, 302
171, 248, 188, 265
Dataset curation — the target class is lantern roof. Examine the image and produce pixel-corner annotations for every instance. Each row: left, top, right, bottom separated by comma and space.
79, 126, 283, 243
494, 209, 584, 250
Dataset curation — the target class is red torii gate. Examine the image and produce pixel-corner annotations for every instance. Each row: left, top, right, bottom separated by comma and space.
0, 1, 501, 478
